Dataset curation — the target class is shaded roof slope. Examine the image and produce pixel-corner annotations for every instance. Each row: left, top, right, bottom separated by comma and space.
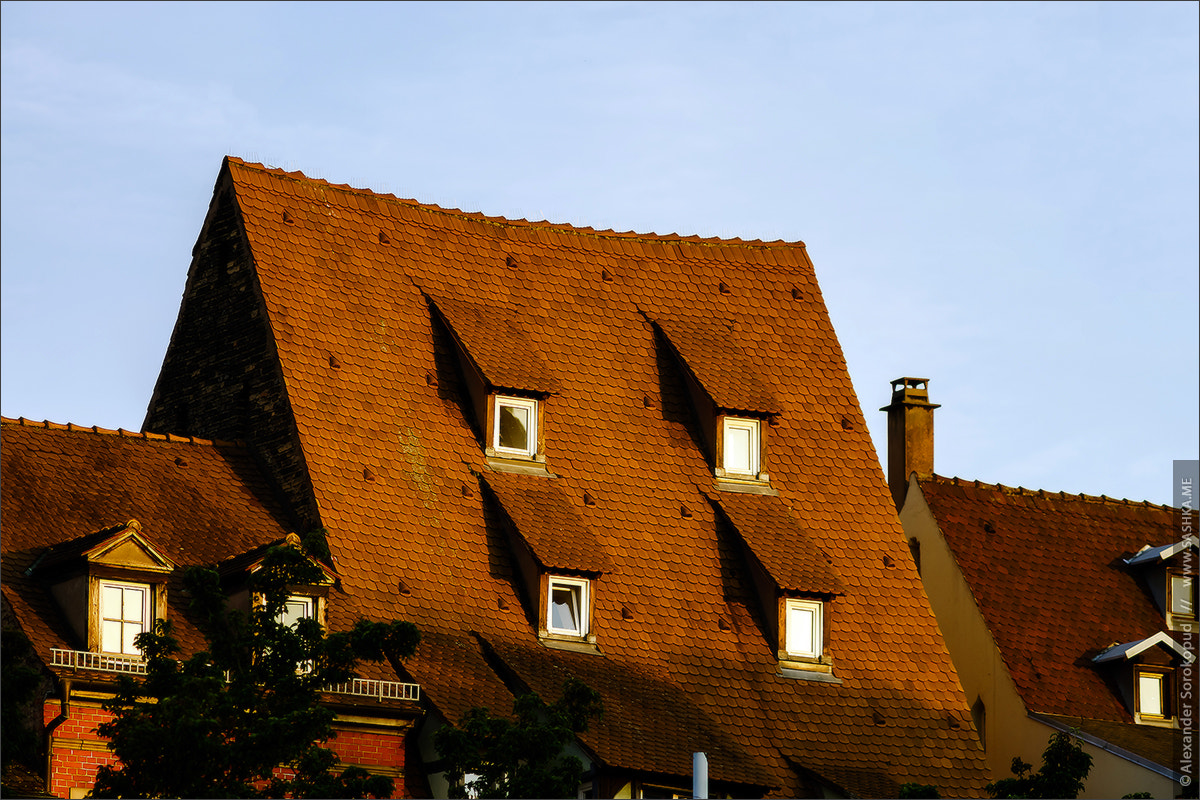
1, 418, 295, 657
918, 475, 1178, 721
149, 157, 990, 796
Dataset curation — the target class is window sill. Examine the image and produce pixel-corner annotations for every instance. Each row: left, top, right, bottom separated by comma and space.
486, 455, 553, 477
778, 658, 841, 683
1133, 713, 1177, 728
538, 631, 601, 655
714, 475, 776, 495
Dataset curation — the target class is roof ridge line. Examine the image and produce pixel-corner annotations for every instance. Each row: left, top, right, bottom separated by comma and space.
225, 156, 808, 252
932, 473, 1173, 510
1, 416, 245, 448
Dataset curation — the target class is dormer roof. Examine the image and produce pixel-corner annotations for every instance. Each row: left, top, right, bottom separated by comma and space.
1124, 535, 1198, 566
1093, 631, 1195, 664
481, 471, 610, 573
427, 292, 560, 395
28, 519, 175, 577
647, 312, 781, 415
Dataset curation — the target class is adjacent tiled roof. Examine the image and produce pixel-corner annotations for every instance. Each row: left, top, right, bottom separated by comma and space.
427, 293, 560, 394
708, 491, 842, 594
918, 475, 1179, 724
648, 313, 781, 415
1035, 714, 1178, 777
0, 418, 296, 658
140, 157, 990, 796
481, 471, 612, 573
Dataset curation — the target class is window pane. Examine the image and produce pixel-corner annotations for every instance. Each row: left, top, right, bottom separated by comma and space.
498, 404, 530, 451
550, 585, 580, 633
1171, 575, 1194, 615
786, 604, 816, 656
123, 623, 142, 655
123, 587, 146, 623
101, 585, 123, 619
724, 425, 752, 473
101, 620, 122, 653
279, 597, 314, 628
1139, 674, 1163, 716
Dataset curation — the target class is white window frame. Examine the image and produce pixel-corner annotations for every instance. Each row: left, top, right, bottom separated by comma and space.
1168, 572, 1196, 630
784, 598, 823, 659
99, 580, 151, 656
1136, 668, 1169, 720
493, 395, 538, 457
546, 576, 590, 638
721, 417, 760, 477
277, 595, 316, 628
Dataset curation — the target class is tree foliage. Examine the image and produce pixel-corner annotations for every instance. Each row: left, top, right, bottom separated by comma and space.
986, 731, 1094, 799
90, 545, 419, 799
434, 676, 603, 799
1, 626, 43, 771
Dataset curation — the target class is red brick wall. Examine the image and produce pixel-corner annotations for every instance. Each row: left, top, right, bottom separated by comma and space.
44, 700, 119, 799
41, 700, 418, 798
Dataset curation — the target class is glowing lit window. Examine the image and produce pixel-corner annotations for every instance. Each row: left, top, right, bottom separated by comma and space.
494, 396, 538, 457
278, 596, 315, 628
1137, 670, 1166, 718
547, 576, 589, 637
1168, 574, 1196, 630
722, 417, 760, 476
99, 581, 150, 656
784, 598, 823, 659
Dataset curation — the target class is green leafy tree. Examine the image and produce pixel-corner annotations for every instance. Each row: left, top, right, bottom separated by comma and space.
2, 626, 43, 771
434, 676, 603, 799
986, 731, 1094, 799
90, 544, 419, 798
899, 782, 941, 798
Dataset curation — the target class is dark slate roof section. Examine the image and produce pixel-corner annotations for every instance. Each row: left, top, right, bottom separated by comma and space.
481, 471, 612, 573
427, 292, 561, 395
648, 313, 782, 415
919, 474, 1178, 722
709, 491, 842, 595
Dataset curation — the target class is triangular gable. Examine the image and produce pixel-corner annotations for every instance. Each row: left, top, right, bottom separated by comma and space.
30, 520, 175, 576
1124, 535, 1199, 566
481, 471, 610, 573
427, 292, 560, 395
709, 491, 841, 594
648, 313, 781, 415
217, 532, 337, 585
1093, 631, 1195, 664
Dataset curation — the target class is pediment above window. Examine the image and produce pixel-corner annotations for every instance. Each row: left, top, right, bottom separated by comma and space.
28, 519, 176, 579
1094, 632, 1194, 726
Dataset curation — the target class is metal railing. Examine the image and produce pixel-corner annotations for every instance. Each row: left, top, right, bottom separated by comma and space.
51, 648, 147, 675
325, 677, 420, 702
49, 648, 419, 702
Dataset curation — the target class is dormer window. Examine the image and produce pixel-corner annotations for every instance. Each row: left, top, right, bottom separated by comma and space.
783, 598, 823, 659
547, 576, 590, 638
721, 417, 760, 477
1136, 667, 1171, 722
493, 395, 538, 458
1168, 572, 1196, 630
99, 580, 151, 656
279, 595, 316, 628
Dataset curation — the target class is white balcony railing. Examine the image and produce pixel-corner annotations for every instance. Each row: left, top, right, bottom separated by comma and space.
49, 648, 419, 702
51, 648, 147, 675
325, 677, 420, 702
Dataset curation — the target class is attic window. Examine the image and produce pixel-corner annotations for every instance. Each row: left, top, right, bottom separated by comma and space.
99, 581, 150, 656
546, 576, 589, 638
1135, 667, 1173, 724
721, 417, 760, 477
278, 596, 316, 628
784, 598, 823, 659
1168, 572, 1196, 631
493, 395, 538, 457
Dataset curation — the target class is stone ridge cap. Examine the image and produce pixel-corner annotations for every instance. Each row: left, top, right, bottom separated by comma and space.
225, 156, 808, 251
1, 416, 246, 448
920, 473, 1175, 511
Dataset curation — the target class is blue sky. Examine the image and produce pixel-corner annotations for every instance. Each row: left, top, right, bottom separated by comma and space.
2, 1, 1196, 504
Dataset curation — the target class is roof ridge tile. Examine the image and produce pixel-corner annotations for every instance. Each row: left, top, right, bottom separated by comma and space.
926, 473, 1174, 510
1, 416, 245, 449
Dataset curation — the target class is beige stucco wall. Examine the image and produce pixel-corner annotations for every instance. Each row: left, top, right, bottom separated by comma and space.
899, 478, 1177, 799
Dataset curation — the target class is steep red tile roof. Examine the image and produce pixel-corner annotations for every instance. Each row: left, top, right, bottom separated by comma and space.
918, 475, 1179, 722
140, 157, 990, 796
1, 417, 295, 658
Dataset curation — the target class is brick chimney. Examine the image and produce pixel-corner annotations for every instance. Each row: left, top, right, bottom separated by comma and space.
880, 378, 940, 511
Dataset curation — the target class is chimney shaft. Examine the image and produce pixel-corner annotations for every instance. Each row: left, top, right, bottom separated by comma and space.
880, 378, 940, 511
